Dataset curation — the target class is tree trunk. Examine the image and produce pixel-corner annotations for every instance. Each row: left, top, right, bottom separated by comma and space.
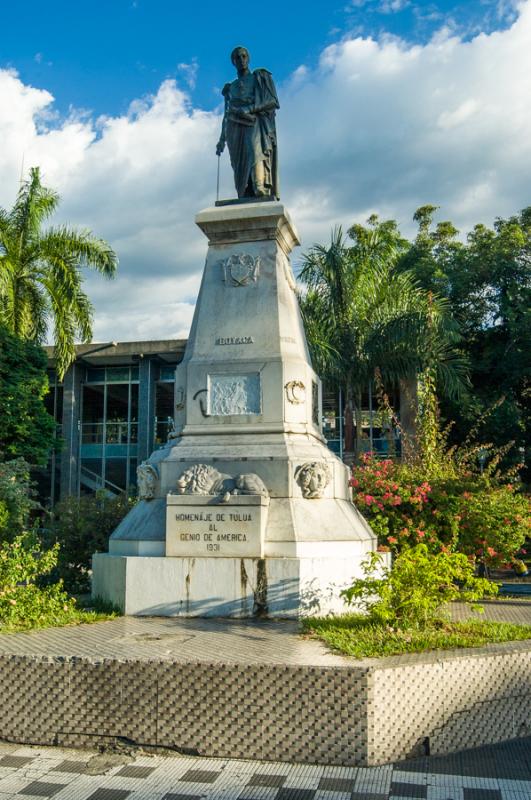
399, 375, 418, 462
353, 387, 364, 461
344, 378, 354, 454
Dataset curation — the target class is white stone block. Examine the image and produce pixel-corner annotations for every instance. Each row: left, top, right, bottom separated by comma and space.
92, 553, 369, 618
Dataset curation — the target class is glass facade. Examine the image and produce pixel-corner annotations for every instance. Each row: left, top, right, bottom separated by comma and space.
321, 384, 402, 458
40, 338, 409, 506
152, 364, 176, 444
79, 366, 140, 495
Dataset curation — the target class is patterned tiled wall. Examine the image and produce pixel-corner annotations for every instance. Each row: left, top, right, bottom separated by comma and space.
370, 644, 531, 764
0, 643, 529, 766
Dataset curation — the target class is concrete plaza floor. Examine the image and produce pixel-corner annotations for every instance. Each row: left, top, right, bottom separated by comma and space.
0, 599, 529, 664
0, 737, 529, 800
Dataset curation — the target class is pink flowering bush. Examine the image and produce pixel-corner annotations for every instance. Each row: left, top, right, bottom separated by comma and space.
351, 454, 530, 566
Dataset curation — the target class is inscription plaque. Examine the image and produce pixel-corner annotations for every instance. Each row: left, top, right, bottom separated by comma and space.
166, 495, 268, 557
216, 336, 254, 345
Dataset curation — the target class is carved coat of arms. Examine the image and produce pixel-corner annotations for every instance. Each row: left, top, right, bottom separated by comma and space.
223, 253, 260, 287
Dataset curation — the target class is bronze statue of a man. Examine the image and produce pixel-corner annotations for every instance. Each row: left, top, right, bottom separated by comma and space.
216, 46, 279, 199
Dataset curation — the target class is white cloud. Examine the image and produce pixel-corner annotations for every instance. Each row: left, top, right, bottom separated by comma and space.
1, 2, 531, 343
177, 60, 199, 90
379, 0, 410, 13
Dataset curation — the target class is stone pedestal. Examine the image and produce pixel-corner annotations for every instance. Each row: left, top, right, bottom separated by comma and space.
92, 201, 377, 617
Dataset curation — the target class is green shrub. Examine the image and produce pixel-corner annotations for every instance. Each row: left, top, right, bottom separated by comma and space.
47, 492, 135, 592
0, 458, 39, 542
341, 544, 498, 629
0, 532, 77, 631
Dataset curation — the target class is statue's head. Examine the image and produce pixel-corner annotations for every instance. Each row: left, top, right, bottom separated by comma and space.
231, 46, 250, 72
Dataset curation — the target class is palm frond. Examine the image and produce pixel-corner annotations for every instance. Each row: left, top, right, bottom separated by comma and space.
0, 168, 117, 373
40, 226, 118, 277
9, 167, 59, 241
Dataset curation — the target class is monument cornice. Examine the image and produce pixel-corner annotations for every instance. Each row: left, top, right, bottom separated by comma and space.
195, 201, 300, 256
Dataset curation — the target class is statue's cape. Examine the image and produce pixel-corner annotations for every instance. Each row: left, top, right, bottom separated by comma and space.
253, 70, 279, 197
253, 69, 280, 112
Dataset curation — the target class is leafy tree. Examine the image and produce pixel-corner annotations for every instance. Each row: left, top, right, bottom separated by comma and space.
399, 206, 531, 474
299, 216, 468, 454
0, 457, 40, 542
0, 324, 56, 465
0, 167, 117, 378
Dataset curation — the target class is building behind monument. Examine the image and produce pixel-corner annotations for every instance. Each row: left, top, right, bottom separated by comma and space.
40, 339, 186, 505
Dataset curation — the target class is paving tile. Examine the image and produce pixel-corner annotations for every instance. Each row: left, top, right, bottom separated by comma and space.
394, 772, 428, 785
17, 782, 68, 797
115, 765, 157, 779
350, 794, 387, 800
314, 791, 351, 800
161, 795, 203, 800
248, 774, 287, 788
51, 761, 88, 775
426, 788, 463, 800
318, 776, 355, 792
84, 790, 132, 800
0, 775, 35, 795
276, 789, 317, 800
463, 790, 502, 800
179, 769, 222, 784
0, 756, 35, 769
238, 793, 279, 800
390, 781, 428, 797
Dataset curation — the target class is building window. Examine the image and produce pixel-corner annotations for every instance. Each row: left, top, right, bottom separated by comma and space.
155, 380, 175, 444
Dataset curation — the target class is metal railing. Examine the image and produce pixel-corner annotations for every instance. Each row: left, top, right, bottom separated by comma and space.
79, 465, 124, 496
322, 416, 401, 459
81, 421, 138, 445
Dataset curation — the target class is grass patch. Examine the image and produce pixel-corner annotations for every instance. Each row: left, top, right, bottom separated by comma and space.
302, 614, 531, 658
0, 601, 119, 635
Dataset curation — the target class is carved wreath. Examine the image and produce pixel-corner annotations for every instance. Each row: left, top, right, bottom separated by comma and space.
285, 380, 306, 404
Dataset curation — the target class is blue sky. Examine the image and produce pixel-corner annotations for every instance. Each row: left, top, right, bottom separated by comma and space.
0, 0, 529, 342
2, 1, 520, 117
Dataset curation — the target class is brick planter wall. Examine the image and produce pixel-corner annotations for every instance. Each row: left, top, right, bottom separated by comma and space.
0, 640, 530, 766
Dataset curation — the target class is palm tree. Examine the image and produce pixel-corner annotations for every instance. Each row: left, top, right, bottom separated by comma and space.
0, 167, 117, 378
298, 217, 468, 456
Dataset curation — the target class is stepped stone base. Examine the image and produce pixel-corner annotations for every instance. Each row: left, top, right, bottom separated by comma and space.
92, 552, 372, 617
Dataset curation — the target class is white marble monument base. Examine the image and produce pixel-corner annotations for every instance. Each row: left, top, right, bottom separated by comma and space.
92, 200, 380, 619
92, 551, 372, 618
